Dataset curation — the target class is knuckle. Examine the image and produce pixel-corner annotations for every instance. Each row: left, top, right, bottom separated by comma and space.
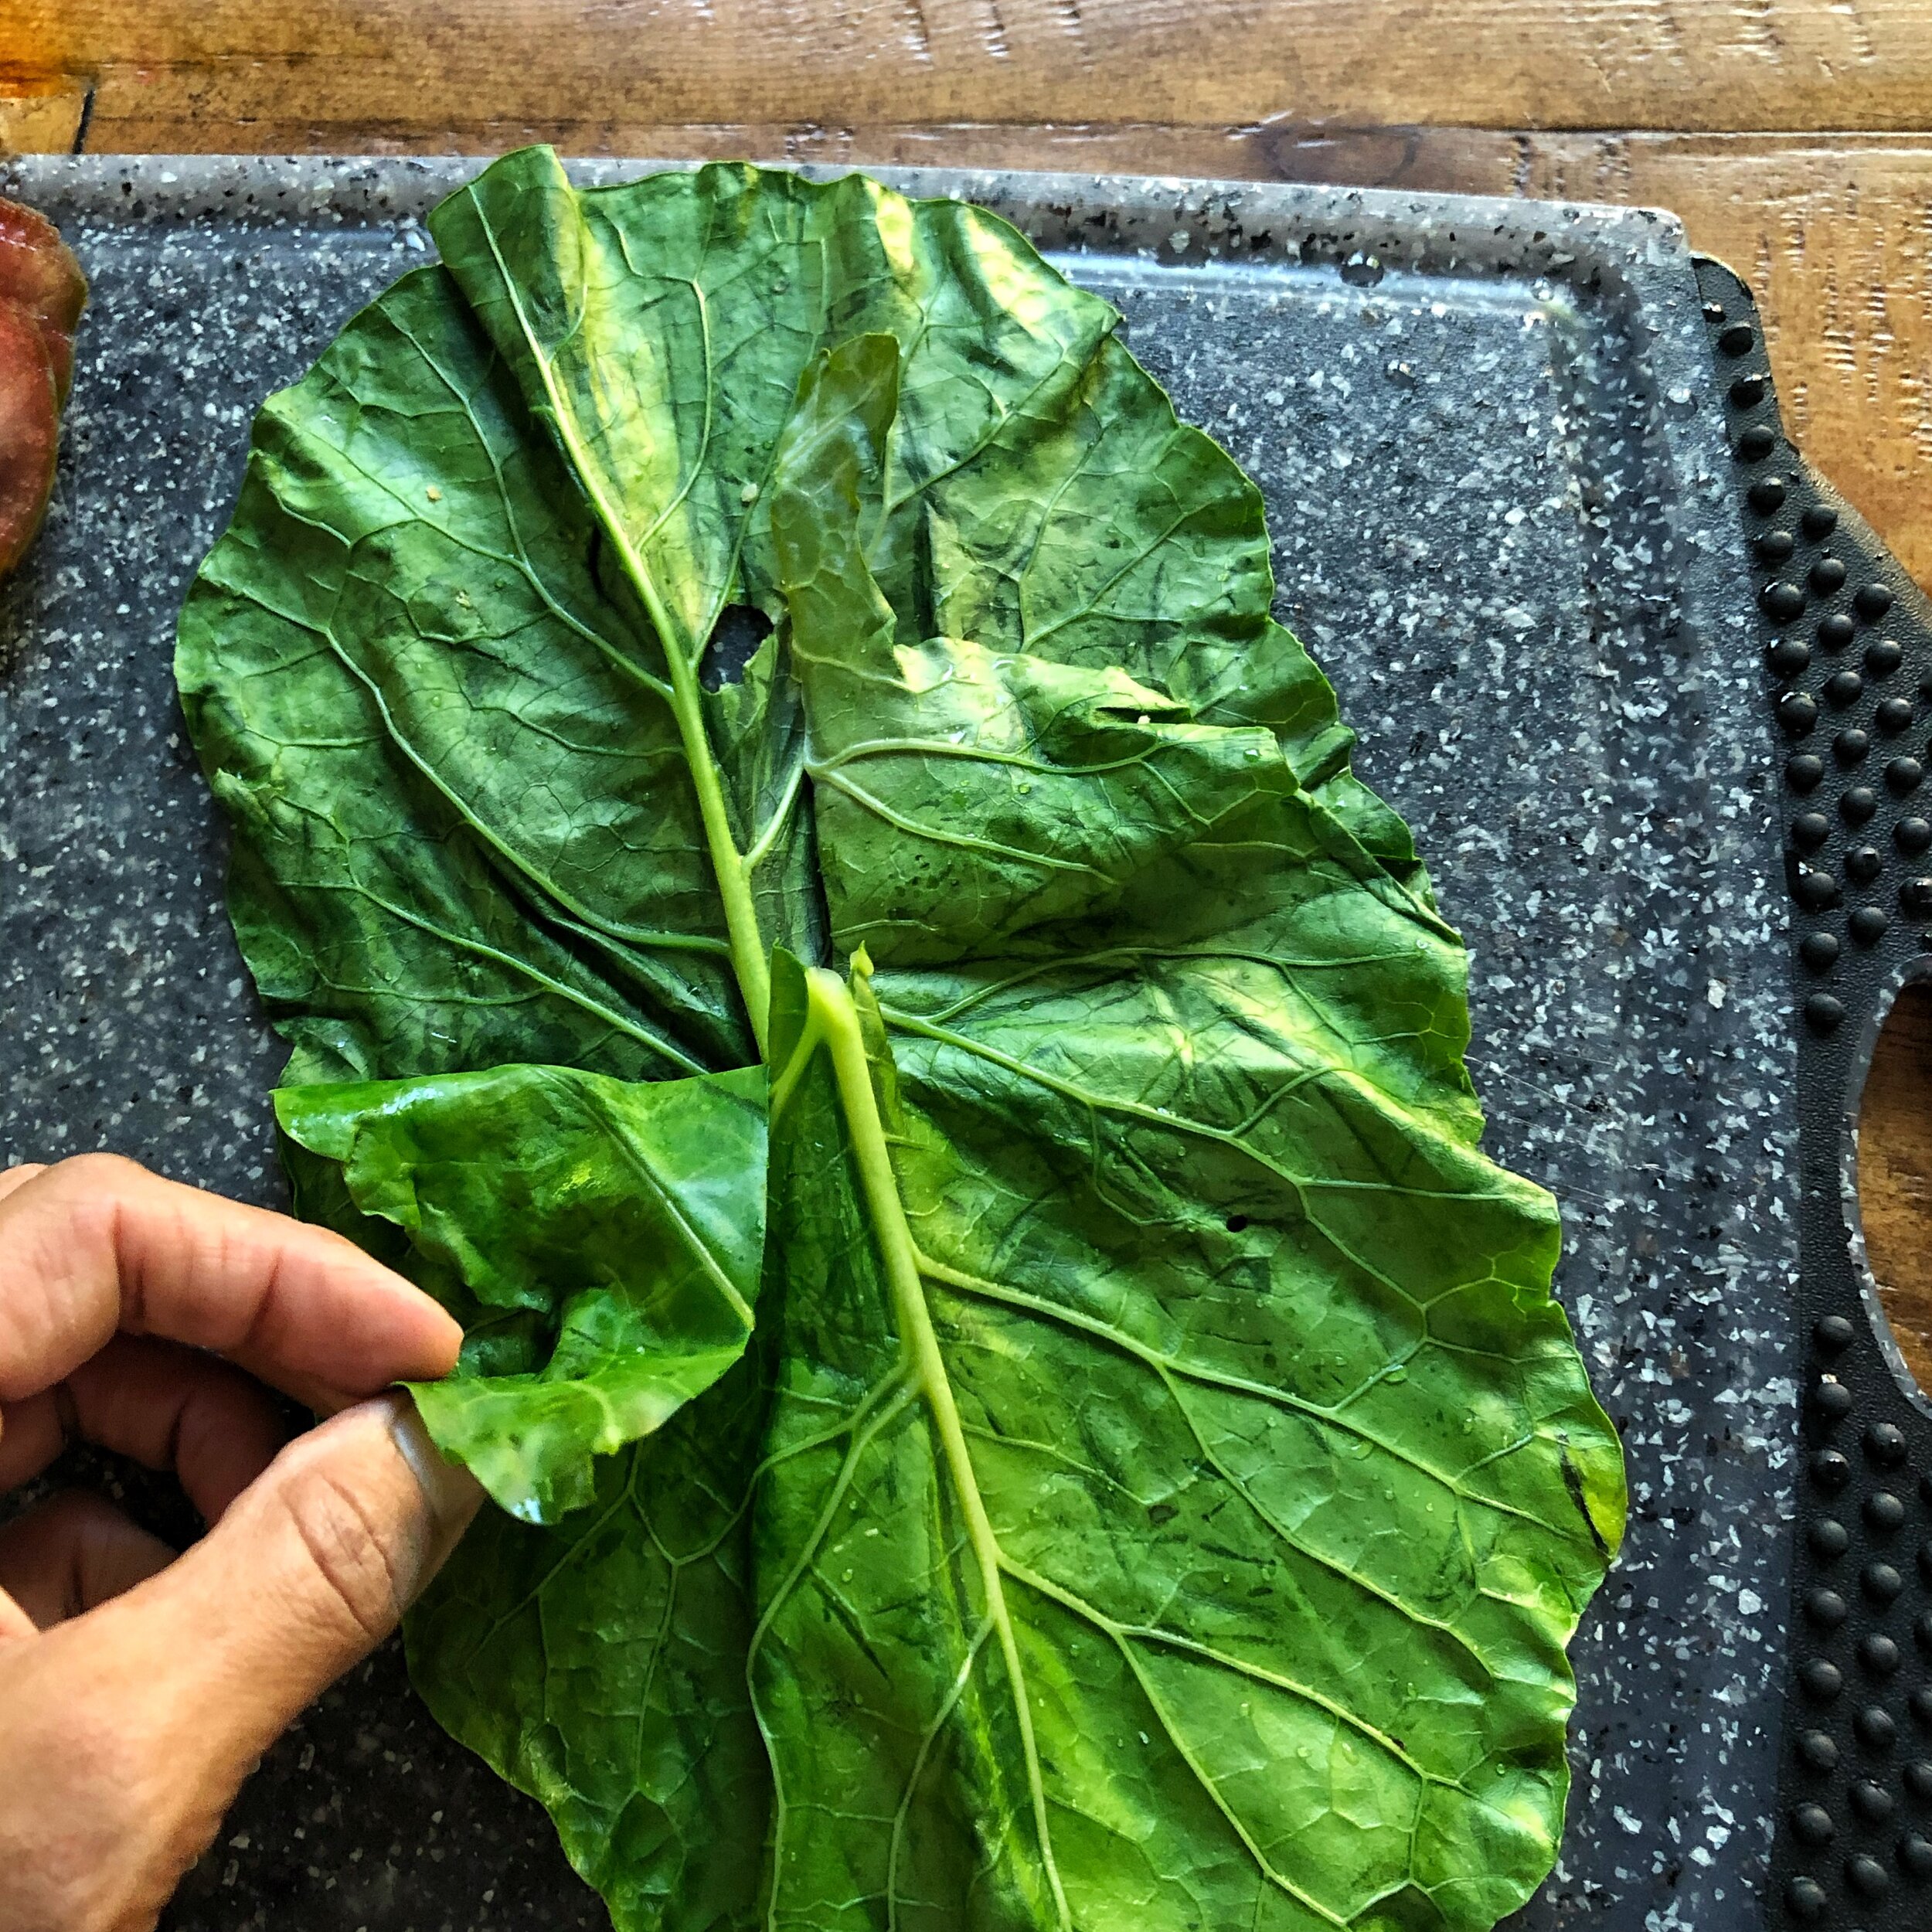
51, 1150, 147, 1196
280, 1461, 406, 1648
43, 1152, 145, 1250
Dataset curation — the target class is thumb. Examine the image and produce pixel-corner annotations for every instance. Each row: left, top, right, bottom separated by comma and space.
97, 1393, 482, 1776
0, 1398, 482, 1932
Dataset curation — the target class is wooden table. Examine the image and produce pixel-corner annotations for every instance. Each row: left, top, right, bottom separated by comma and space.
9, 0, 1932, 1372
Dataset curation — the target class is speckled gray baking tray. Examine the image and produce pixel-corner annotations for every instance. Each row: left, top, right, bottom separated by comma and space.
0, 155, 1794, 1932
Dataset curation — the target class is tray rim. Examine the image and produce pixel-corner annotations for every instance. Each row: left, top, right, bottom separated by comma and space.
3, 150, 1692, 277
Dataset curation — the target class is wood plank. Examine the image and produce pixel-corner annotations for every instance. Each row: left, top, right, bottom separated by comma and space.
1846, 982, 1932, 1400
0, 77, 87, 154
13, 0, 1932, 141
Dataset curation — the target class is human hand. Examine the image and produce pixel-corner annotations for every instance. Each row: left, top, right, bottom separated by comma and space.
0, 1154, 478, 1932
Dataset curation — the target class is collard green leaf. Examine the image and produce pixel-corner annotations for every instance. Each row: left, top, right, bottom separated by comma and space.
406, 1362, 774, 1928
276, 1063, 766, 1522
178, 145, 1623, 1932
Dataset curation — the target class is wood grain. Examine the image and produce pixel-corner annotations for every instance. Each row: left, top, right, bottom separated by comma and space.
1853, 985, 1932, 1394
14, 0, 1932, 137
0, 78, 86, 154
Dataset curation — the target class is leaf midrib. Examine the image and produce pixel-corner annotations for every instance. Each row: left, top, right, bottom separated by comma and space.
473, 185, 1078, 1923
804, 968, 1073, 1932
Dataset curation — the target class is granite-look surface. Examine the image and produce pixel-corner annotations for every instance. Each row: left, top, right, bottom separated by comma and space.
0, 158, 1796, 1932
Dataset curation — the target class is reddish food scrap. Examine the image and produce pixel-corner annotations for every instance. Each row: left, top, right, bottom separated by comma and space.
0, 196, 87, 580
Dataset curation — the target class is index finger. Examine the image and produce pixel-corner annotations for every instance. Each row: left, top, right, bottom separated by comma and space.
0, 1155, 461, 1406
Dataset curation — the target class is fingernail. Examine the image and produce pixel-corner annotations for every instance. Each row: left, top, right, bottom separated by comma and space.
385, 1395, 485, 1594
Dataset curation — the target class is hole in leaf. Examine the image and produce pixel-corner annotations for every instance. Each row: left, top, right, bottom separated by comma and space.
1855, 981, 1932, 1397
1225, 1213, 1250, 1233
702, 604, 773, 692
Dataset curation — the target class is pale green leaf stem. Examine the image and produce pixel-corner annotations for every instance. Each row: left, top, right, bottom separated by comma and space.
804, 964, 1071, 1929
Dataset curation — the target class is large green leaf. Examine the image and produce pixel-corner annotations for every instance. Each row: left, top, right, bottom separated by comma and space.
274, 1063, 767, 1522
177, 145, 1623, 1932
